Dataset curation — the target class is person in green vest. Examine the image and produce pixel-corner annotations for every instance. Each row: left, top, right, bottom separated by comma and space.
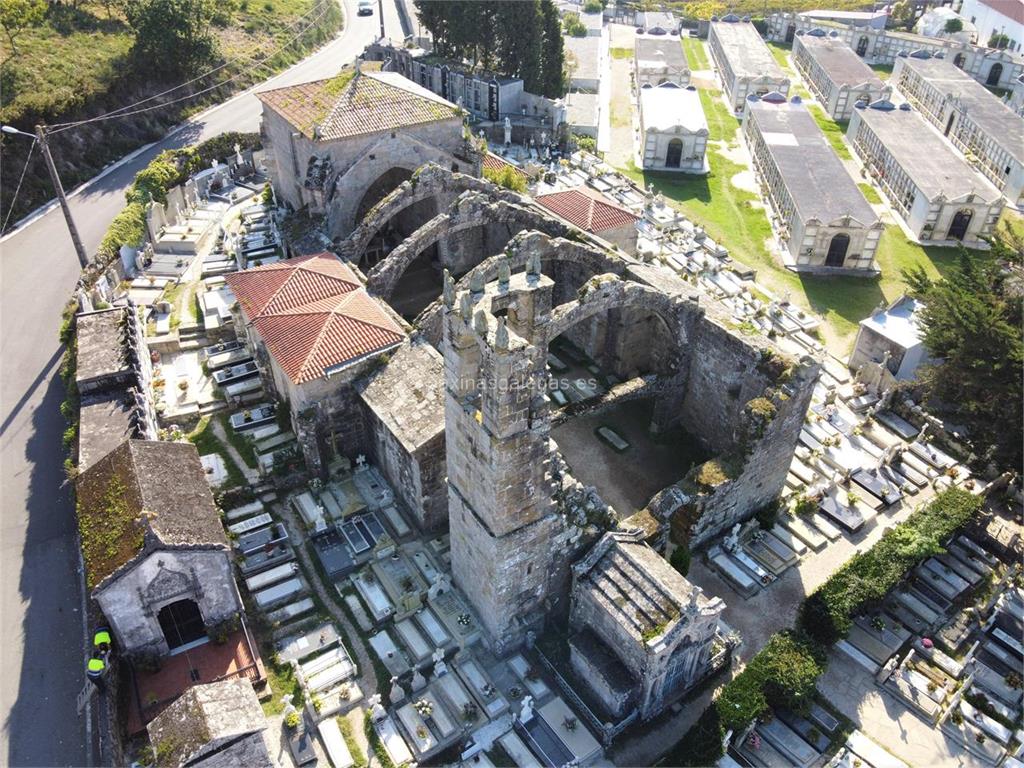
93, 627, 112, 653
86, 655, 107, 690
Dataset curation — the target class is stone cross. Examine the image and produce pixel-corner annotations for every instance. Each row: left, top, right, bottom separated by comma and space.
723, 523, 741, 553
355, 454, 367, 469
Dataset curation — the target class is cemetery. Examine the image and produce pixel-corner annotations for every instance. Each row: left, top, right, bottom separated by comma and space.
62, 15, 1024, 768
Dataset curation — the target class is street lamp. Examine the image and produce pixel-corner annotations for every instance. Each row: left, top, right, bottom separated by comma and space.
2, 124, 90, 270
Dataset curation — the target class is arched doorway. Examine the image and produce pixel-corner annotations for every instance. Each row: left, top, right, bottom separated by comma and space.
158, 599, 206, 650
947, 209, 973, 240
856, 36, 869, 56
356, 168, 439, 273
986, 62, 1003, 86
825, 233, 850, 267
785, 24, 796, 43
666, 138, 683, 168
953, 53, 966, 69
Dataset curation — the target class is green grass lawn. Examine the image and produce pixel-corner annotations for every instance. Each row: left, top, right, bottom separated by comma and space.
218, 413, 259, 468
806, 104, 852, 161
766, 41, 794, 74
618, 82, 984, 351
870, 62, 894, 80
698, 89, 740, 143
611, 47, 633, 60
858, 182, 883, 204
188, 415, 246, 488
682, 37, 710, 70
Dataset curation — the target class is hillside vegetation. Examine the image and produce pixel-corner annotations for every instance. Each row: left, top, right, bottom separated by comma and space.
0, 0, 342, 230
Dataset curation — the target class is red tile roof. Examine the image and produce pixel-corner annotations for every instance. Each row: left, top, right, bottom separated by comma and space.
980, 0, 1024, 25
256, 70, 462, 141
535, 188, 639, 234
226, 254, 404, 384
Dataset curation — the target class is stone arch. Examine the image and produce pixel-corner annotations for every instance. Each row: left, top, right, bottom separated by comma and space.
546, 276, 697, 431
986, 62, 1003, 86
339, 164, 509, 264
416, 231, 630, 345
326, 134, 471, 239
365, 193, 579, 300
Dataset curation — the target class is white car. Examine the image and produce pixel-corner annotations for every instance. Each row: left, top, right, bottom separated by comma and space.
357, 0, 374, 15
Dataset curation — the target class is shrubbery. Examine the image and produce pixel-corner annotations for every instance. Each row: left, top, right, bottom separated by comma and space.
798, 488, 981, 645
96, 131, 260, 261
670, 545, 691, 577
667, 489, 982, 763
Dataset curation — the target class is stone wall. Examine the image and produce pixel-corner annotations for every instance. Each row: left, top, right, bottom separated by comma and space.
96, 549, 240, 656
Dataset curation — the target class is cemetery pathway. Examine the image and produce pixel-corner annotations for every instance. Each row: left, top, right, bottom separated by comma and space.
0, 3, 399, 763
211, 418, 261, 485
278, 503, 380, 700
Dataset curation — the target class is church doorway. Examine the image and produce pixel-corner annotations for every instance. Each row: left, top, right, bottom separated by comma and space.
158, 599, 206, 651
825, 233, 850, 267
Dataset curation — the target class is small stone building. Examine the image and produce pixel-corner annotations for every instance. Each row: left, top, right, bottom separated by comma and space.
708, 15, 791, 113
568, 532, 725, 720
75, 304, 157, 471
846, 100, 1004, 247
535, 188, 639, 254
635, 33, 691, 87
743, 95, 882, 273
765, 11, 1024, 91
638, 83, 708, 174
893, 54, 1024, 208
792, 30, 890, 120
146, 679, 274, 768
226, 254, 407, 475
256, 65, 475, 238
76, 440, 241, 657
358, 341, 447, 531
848, 295, 931, 380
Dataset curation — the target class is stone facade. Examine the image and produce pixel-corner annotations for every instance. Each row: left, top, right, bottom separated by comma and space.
708, 16, 791, 112
568, 531, 725, 720
765, 11, 1024, 91
792, 30, 890, 121
96, 549, 241, 657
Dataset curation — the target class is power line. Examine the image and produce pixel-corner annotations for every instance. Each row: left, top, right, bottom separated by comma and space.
48, 0, 336, 134
49, 0, 329, 128
2, 138, 38, 233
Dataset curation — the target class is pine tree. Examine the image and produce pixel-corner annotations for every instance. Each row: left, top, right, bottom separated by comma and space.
539, 0, 566, 98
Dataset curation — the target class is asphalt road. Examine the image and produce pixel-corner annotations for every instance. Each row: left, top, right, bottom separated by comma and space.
0, 1, 402, 764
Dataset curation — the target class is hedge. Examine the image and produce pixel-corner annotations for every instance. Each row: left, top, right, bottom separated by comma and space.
662, 632, 824, 766
798, 488, 982, 645
96, 131, 261, 261
665, 488, 982, 764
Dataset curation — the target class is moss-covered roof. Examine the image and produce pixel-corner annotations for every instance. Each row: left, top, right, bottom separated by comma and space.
75, 440, 227, 591
256, 68, 461, 141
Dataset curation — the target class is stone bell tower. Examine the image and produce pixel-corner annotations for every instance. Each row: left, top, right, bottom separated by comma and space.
442, 256, 563, 654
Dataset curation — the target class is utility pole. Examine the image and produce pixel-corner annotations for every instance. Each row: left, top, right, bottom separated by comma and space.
36, 125, 90, 271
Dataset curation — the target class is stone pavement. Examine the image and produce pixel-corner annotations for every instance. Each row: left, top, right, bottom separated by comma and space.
607, 54, 636, 170
211, 417, 262, 485
820, 653, 992, 768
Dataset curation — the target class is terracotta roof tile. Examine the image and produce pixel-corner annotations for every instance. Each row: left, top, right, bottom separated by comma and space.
228, 254, 405, 384
535, 188, 639, 234
483, 152, 528, 179
256, 70, 462, 141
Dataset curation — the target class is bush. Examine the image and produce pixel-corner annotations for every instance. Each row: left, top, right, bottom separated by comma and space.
670, 546, 691, 577
483, 164, 527, 192
573, 133, 597, 153
662, 704, 724, 767
563, 12, 586, 36
583, 0, 604, 12
755, 500, 779, 530
798, 489, 981, 645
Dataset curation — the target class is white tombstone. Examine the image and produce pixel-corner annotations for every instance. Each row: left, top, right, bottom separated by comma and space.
723, 523, 741, 553
432, 648, 447, 678
519, 695, 534, 724
368, 693, 388, 722
411, 669, 427, 692
389, 676, 406, 705
355, 454, 368, 471
281, 694, 298, 718
427, 573, 451, 600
